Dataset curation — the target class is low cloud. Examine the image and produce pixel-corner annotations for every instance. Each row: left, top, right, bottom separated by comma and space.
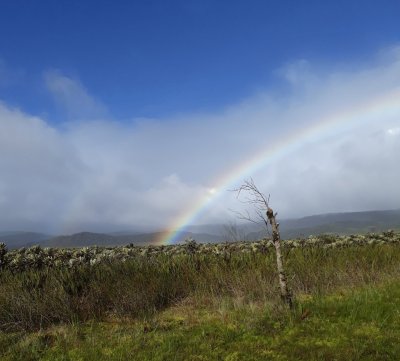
1, 47, 400, 233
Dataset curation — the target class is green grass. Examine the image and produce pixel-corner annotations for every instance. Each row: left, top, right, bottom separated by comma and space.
1, 280, 400, 360
1, 242, 400, 360
2, 244, 400, 332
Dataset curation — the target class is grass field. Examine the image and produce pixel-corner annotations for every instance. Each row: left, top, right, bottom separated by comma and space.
1, 236, 400, 360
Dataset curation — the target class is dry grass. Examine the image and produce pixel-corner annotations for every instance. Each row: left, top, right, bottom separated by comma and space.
1, 243, 400, 332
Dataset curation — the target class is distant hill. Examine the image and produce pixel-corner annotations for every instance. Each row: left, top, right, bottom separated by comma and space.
2, 209, 400, 248
0, 232, 52, 249
1, 230, 224, 249
246, 209, 400, 240
41, 232, 122, 248
41, 231, 225, 248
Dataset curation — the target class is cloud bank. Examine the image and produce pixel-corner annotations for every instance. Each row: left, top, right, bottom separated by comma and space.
1, 47, 400, 233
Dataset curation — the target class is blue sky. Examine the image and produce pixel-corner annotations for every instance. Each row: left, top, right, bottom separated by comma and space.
1, 1, 400, 234
1, 0, 400, 120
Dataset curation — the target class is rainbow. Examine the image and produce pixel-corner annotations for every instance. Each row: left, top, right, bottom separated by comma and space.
156, 89, 400, 245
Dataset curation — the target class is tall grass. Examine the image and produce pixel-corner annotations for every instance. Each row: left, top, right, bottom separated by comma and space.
1, 244, 400, 331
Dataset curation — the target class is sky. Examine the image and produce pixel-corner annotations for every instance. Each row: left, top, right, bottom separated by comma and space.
0, 0, 400, 235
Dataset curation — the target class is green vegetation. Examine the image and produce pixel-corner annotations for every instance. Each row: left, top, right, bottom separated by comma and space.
2, 231, 399, 271
1, 233, 400, 360
2, 280, 400, 360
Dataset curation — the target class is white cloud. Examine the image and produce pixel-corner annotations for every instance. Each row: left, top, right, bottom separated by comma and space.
387, 127, 400, 136
0, 103, 87, 232
0, 46, 400, 233
278, 59, 314, 86
44, 70, 107, 119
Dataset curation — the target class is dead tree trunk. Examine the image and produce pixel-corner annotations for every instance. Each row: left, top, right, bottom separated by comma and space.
266, 207, 293, 309
233, 178, 294, 309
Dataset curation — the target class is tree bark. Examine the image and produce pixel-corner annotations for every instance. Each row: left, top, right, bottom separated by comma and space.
266, 207, 293, 309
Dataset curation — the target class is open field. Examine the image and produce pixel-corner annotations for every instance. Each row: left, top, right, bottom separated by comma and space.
1, 281, 399, 361
1, 232, 400, 360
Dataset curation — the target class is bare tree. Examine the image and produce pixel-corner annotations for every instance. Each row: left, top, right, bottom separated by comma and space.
233, 178, 293, 309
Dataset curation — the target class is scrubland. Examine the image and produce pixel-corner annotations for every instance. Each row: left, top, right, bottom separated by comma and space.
1, 232, 400, 360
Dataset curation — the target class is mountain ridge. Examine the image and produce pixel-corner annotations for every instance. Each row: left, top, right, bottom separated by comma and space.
1, 208, 399, 249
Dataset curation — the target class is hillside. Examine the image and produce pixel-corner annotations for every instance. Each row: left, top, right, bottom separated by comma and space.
246, 209, 400, 240
40, 231, 225, 248
0, 232, 52, 249
2, 209, 399, 249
